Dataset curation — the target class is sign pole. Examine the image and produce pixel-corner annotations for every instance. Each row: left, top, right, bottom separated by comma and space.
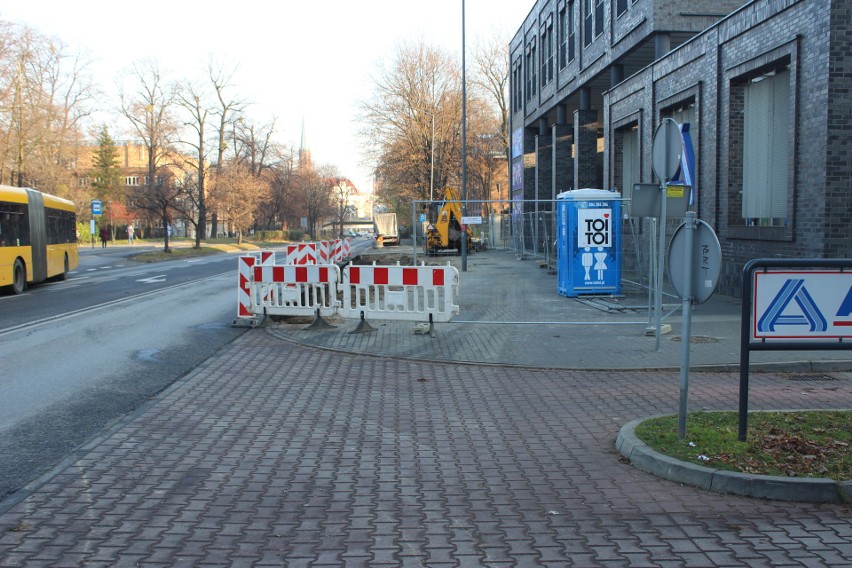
651, 118, 683, 351
677, 211, 696, 440
656, 182, 667, 351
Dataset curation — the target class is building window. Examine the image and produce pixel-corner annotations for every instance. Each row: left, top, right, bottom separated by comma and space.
620, 126, 640, 215
595, 0, 604, 38
540, 17, 554, 87
741, 69, 790, 226
559, 1, 576, 68
617, 0, 628, 17
584, 0, 593, 46
126, 176, 139, 186
512, 58, 523, 112
525, 39, 537, 101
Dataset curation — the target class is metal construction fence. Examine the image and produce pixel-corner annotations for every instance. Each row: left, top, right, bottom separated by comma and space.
411, 198, 684, 307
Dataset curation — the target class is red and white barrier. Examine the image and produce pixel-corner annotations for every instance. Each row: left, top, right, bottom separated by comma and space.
251, 263, 340, 317
286, 243, 318, 265
235, 251, 276, 324
340, 262, 460, 322
285, 239, 352, 265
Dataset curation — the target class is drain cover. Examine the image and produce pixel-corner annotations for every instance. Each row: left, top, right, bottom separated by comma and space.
670, 335, 721, 344
787, 374, 837, 382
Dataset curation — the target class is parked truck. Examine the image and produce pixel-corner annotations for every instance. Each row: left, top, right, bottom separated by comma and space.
374, 212, 399, 246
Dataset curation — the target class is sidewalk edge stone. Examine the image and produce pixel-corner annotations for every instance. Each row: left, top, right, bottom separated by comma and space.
616, 418, 847, 504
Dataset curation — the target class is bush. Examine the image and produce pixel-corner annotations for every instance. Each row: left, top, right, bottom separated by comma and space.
288, 230, 305, 241
77, 221, 94, 244
255, 230, 286, 241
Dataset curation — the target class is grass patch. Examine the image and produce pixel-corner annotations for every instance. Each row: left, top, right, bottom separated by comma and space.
130, 246, 228, 263
635, 410, 851, 481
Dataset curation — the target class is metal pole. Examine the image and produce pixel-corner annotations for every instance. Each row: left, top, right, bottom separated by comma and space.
677, 211, 696, 440
738, 264, 754, 442
460, 0, 468, 271
656, 183, 668, 351
430, 113, 435, 203
412, 200, 418, 266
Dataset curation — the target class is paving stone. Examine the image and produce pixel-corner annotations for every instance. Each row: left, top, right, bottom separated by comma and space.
0, 250, 850, 565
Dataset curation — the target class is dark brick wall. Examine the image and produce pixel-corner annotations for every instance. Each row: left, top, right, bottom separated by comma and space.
825, 1, 852, 258
604, 0, 844, 297
553, 124, 573, 194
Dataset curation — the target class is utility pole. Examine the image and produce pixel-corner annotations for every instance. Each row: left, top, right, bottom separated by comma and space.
460, 0, 468, 271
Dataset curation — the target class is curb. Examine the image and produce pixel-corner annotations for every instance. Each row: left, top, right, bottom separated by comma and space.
616, 418, 850, 504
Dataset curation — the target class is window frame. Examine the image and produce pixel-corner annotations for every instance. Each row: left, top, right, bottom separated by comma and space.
723, 43, 798, 242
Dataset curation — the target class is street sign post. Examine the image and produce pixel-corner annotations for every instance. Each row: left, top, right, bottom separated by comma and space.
90, 200, 102, 249
650, 119, 684, 351
739, 259, 852, 440
667, 212, 721, 439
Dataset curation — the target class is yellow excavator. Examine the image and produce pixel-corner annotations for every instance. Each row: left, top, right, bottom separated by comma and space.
423, 187, 474, 254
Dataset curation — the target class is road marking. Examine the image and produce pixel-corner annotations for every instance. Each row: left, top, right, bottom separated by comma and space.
137, 275, 167, 283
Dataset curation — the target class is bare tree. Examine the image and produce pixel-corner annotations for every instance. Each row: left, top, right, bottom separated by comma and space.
359, 41, 464, 213
294, 164, 337, 240
0, 20, 94, 191
209, 160, 268, 244
358, 36, 510, 217
331, 178, 354, 238
209, 61, 245, 239
255, 145, 296, 232
472, 32, 510, 162
175, 79, 213, 248
119, 61, 183, 252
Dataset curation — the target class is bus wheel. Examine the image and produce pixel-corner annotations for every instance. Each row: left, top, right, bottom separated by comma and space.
12, 259, 26, 295
58, 254, 69, 281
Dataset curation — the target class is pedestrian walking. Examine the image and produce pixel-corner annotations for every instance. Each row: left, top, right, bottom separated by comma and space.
128, 224, 134, 245
100, 227, 108, 248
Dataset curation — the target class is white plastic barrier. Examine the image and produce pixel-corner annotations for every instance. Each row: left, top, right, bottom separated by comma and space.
251, 264, 341, 317
340, 262, 460, 322
285, 241, 351, 265
235, 251, 276, 322
286, 243, 318, 265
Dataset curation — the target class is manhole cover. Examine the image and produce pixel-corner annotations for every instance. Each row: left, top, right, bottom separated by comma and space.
787, 374, 837, 382
670, 335, 721, 344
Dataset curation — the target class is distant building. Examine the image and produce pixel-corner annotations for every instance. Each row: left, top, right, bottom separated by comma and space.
510, 0, 852, 296
74, 141, 212, 238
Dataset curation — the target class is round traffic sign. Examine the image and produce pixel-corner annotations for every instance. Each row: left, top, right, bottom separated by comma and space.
652, 118, 683, 182
667, 219, 722, 304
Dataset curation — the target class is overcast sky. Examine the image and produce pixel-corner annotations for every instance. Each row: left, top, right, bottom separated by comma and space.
2, 0, 531, 194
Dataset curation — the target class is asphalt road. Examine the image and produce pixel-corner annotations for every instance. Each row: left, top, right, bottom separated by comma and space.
0, 244, 249, 502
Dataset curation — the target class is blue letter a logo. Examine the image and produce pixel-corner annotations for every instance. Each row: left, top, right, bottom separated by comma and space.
757, 279, 827, 333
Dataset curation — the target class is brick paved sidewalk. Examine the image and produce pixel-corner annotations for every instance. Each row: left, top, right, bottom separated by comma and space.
271, 249, 852, 372
2, 333, 850, 566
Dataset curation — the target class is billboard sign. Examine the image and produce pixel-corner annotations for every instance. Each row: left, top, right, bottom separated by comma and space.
752, 270, 852, 341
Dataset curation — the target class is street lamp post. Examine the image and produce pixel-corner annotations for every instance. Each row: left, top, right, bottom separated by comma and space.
460, 0, 468, 271
430, 112, 435, 203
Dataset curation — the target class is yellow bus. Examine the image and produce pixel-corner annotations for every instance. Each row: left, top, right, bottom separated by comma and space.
0, 185, 78, 295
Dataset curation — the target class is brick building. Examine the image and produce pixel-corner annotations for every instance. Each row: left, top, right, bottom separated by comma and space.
510, 0, 851, 296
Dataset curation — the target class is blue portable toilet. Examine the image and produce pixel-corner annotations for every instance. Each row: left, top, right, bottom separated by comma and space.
557, 189, 622, 297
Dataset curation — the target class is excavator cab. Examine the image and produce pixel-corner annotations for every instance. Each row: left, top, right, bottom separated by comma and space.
424, 188, 472, 254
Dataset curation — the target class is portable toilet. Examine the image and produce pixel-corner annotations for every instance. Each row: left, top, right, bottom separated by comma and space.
557, 189, 622, 297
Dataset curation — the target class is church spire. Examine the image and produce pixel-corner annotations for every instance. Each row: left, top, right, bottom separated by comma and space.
298, 117, 312, 171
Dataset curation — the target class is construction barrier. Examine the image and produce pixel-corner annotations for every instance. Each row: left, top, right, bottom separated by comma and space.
250, 263, 341, 318
234, 251, 459, 330
285, 240, 352, 265
286, 243, 318, 265
339, 262, 460, 323
234, 251, 276, 323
